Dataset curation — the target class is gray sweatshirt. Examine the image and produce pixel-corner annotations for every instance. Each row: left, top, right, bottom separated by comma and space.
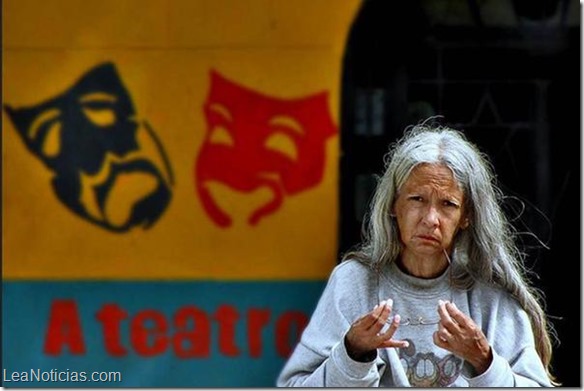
277, 260, 552, 387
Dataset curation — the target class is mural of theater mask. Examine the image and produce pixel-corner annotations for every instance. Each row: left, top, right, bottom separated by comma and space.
4, 62, 174, 233
196, 70, 337, 228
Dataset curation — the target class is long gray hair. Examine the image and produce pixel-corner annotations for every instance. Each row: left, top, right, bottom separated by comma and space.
343, 123, 557, 383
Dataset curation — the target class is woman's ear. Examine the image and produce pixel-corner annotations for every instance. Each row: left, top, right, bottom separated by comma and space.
460, 217, 470, 229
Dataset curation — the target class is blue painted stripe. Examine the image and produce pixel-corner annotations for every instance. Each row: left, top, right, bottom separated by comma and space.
2, 281, 326, 387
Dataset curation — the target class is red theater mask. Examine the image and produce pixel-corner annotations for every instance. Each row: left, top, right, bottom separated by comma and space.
195, 70, 337, 227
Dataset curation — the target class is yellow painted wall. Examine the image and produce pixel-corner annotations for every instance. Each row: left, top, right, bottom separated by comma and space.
3, 0, 362, 280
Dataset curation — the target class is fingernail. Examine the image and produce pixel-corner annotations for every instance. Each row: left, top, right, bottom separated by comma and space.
387, 298, 393, 308
403, 341, 409, 347
394, 314, 401, 323
374, 304, 379, 310
438, 299, 444, 305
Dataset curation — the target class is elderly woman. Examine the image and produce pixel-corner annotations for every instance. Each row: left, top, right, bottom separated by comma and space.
277, 124, 557, 387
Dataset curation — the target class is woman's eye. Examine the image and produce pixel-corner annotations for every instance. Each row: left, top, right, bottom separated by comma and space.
409, 196, 423, 202
444, 200, 459, 208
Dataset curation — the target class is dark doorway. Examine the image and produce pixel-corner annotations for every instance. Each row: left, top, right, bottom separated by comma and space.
339, 0, 580, 386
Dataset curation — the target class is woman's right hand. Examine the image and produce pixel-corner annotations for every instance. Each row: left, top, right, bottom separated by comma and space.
344, 299, 410, 362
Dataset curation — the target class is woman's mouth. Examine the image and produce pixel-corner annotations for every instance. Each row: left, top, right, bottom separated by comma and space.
418, 235, 440, 243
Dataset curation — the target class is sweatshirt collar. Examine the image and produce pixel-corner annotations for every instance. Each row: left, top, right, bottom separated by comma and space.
383, 260, 451, 296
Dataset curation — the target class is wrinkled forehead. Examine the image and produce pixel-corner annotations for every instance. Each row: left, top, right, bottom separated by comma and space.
401, 163, 464, 197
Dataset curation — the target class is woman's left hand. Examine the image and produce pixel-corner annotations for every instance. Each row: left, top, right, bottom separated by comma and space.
433, 300, 493, 374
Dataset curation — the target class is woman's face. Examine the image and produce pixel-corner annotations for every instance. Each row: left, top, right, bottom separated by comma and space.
393, 163, 468, 258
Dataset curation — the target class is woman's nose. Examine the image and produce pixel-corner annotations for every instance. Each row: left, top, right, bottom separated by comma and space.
422, 206, 440, 227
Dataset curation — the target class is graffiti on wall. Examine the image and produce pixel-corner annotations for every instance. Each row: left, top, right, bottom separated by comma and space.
196, 70, 338, 227
5, 63, 339, 232
4, 62, 174, 233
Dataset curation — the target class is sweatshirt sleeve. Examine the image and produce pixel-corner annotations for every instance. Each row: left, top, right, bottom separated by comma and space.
465, 286, 553, 387
276, 262, 385, 387
465, 346, 551, 387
